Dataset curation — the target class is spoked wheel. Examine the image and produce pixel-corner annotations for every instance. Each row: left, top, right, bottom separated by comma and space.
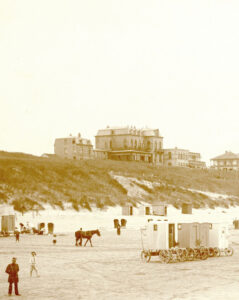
225, 247, 234, 256
141, 250, 151, 263
169, 249, 178, 263
186, 248, 194, 261
159, 250, 171, 264
177, 248, 187, 262
193, 248, 201, 260
200, 247, 209, 260
208, 247, 215, 257
213, 247, 220, 257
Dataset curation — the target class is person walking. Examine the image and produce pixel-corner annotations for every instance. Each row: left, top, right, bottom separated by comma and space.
5, 257, 21, 296
117, 224, 121, 235
15, 230, 20, 242
30, 251, 39, 277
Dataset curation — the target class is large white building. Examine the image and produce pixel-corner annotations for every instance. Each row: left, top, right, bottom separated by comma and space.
95, 126, 164, 164
163, 147, 206, 168
54, 133, 94, 160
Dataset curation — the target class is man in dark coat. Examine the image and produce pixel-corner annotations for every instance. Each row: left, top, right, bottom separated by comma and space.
15, 230, 20, 242
5, 257, 21, 296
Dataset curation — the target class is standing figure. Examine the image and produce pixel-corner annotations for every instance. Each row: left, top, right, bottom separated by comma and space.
117, 224, 121, 235
5, 257, 21, 296
52, 234, 57, 244
30, 252, 39, 277
15, 231, 20, 242
79, 228, 83, 246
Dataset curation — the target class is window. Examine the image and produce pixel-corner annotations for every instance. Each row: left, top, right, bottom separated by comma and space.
168, 152, 172, 159
153, 224, 157, 231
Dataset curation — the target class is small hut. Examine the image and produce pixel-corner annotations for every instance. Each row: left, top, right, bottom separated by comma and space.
138, 205, 151, 216
122, 204, 134, 216
48, 223, 54, 234
181, 203, 192, 214
1, 215, 15, 233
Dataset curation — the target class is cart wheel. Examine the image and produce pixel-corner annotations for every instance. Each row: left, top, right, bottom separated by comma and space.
141, 250, 151, 263
208, 247, 215, 257
177, 248, 187, 262
200, 247, 208, 260
213, 247, 220, 257
186, 248, 194, 261
225, 247, 234, 256
159, 250, 170, 264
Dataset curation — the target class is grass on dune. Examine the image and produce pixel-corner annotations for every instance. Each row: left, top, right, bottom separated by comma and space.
0, 151, 239, 212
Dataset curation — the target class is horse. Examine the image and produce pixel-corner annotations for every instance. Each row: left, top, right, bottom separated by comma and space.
75, 229, 101, 247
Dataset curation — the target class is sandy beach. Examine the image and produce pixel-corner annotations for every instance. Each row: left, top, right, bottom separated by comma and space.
0, 227, 238, 300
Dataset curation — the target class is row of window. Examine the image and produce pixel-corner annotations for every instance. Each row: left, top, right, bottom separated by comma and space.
167, 152, 189, 160
103, 139, 162, 150
214, 160, 239, 166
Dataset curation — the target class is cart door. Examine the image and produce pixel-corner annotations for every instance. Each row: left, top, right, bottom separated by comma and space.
169, 223, 175, 248
199, 223, 209, 247
191, 223, 199, 248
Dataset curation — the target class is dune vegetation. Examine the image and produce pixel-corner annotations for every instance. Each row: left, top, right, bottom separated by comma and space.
0, 151, 239, 213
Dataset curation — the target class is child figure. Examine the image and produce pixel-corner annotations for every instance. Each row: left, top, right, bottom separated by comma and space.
30, 252, 39, 277
53, 234, 57, 244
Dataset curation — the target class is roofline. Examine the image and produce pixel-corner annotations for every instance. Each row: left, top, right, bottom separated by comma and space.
95, 134, 163, 138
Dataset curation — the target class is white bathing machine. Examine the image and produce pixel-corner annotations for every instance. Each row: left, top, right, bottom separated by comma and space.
208, 223, 229, 249
141, 220, 177, 251
207, 222, 233, 256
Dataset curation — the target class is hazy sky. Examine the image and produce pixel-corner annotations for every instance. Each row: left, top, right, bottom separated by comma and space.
1, 0, 239, 165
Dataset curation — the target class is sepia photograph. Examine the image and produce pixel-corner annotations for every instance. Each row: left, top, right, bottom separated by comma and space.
1, 0, 239, 299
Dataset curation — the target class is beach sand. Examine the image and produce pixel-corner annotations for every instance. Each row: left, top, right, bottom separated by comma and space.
0, 228, 238, 300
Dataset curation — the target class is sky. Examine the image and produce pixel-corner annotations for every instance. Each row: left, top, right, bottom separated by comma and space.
1, 0, 239, 165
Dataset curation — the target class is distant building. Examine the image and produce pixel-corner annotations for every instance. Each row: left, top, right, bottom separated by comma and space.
95, 126, 163, 164
211, 151, 239, 171
54, 133, 94, 160
41, 153, 56, 158
163, 147, 206, 168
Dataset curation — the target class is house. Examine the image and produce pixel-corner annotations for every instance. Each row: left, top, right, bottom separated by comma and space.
41, 153, 56, 158
163, 147, 205, 168
211, 151, 239, 171
54, 133, 94, 160
95, 126, 163, 164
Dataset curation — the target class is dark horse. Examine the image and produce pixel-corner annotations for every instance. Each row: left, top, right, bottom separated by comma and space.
75, 229, 101, 247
